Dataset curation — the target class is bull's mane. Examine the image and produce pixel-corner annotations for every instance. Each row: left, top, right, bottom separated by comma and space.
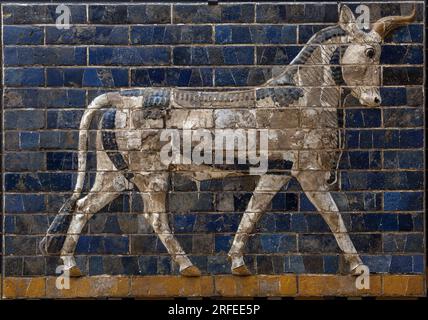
266, 25, 347, 86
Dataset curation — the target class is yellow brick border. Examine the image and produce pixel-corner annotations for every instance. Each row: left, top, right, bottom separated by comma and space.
2, 275, 426, 299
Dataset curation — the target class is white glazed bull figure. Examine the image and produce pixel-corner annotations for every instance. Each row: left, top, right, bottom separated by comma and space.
40, 6, 416, 277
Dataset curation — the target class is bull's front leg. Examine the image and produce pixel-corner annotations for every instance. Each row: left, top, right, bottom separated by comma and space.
228, 175, 291, 275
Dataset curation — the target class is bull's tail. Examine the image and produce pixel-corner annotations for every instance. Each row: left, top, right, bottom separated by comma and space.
39, 94, 113, 255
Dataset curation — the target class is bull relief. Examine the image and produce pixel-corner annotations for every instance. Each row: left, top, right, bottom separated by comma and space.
2, 2, 425, 298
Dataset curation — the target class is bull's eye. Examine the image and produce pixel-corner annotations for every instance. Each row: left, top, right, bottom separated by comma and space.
365, 48, 375, 59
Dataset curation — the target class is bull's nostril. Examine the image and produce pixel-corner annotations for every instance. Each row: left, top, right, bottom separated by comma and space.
374, 97, 380, 104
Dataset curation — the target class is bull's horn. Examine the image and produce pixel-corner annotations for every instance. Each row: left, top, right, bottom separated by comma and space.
372, 5, 416, 39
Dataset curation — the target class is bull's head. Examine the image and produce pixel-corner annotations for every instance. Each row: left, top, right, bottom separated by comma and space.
339, 5, 416, 106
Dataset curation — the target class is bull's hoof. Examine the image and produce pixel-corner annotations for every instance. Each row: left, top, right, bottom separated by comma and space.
232, 265, 252, 276
67, 265, 83, 277
180, 265, 201, 277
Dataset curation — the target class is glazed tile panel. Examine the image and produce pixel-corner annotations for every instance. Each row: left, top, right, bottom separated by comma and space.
1, 1, 425, 296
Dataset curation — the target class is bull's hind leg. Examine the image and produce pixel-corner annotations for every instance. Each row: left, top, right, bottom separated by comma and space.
228, 175, 291, 276
60, 171, 122, 276
133, 173, 201, 277
295, 171, 366, 274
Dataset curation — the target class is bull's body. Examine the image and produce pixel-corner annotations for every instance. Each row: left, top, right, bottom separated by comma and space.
40, 6, 416, 277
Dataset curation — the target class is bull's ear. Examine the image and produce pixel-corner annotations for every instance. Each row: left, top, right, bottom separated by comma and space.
339, 5, 358, 35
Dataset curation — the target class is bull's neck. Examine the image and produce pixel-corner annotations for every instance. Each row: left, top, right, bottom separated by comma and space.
296, 36, 345, 109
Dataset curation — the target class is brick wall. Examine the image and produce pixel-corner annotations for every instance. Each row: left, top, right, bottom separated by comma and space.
1, 1, 426, 298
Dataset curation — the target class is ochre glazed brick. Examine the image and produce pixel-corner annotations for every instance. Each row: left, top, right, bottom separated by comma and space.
297, 275, 382, 296
382, 275, 425, 296
130, 276, 214, 297
3, 275, 427, 298
45, 276, 129, 298
3, 277, 46, 299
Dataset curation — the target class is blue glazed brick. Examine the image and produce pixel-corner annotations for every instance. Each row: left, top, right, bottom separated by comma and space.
256, 4, 338, 23
4, 47, 86, 66
20, 131, 40, 150
215, 68, 271, 86
412, 255, 424, 273
76, 236, 129, 254
47, 110, 85, 129
5, 236, 37, 255
299, 195, 316, 212
342, 172, 423, 191
206, 214, 240, 233
399, 129, 424, 148
271, 193, 298, 211
4, 153, 45, 171
174, 4, 254, 23
89, 5, 170, 24
4, 68, 45, 87
274, 213, 291, 232
23, 257, 46, 276
7, 215, 48, 235
340, 151, 381, 169
350, 234, 382, 253
384, 151, 424, 169
71, 68, 128, 87
381, 45, 423, 64
5, 195, 46, 214
4, 173, 73, 192
380, 87, 407, 106
131, 26, 213, 45
305, 214, 330, 232
299, 234, 340, 253
46, 26, 129, 45
301, 255, 323, 273
4, 26, 44, 45
389, 255, 413, 273
383, 233, 424, 253
255, 213, 276, 232
47, 152, 77, 171
256, 234, 296, 253
298, 25, 329, 44
88, 256, 104, 275
3, 5, 86, 24
4, 89, 86, 108
4, 110, 45, 130
256, 255, 284, 274
383, 67, 423, 85
290, 214, 308, 232
131, 68, 213, 87
207, 255, 230, 274
214, 235, 232, 253
257, 46, 301, 65
137, 256, 158, 275
398, 214, 414, 231
89, 47, 170, 66
130, 235, 167, 254
324, 255, 339, 274
373, 130, 400, 149
384, 192, 423, 211
383, 108, 423, 127
384, 24, 424, 44
361, 255, 392, 273
40, 131, 79, 150
215, 25, 297, 44
285, 255, 305, 273
345, 109, 381, 128
173, 47, 254, 65
173, 214, 196, 233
